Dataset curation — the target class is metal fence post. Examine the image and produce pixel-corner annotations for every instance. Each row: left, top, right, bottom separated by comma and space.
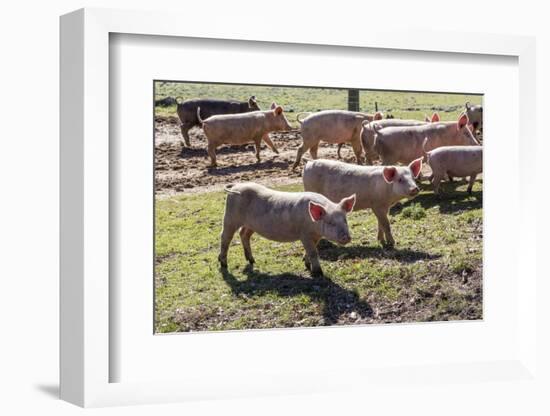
348, 89, 360, 112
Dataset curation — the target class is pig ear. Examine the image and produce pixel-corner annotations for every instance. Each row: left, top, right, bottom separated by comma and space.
270, 102, 277, 110
308, 201, 326, 222
274, 105, 284, 116
465, 101, 471, 110
249, 96, 257, 105
409, 157, 423, 178
424, 114, 430, 122
339, 194, 356, 213
382, 166, 397, 183
457, 113, 469, 130
431, 112, 440, 122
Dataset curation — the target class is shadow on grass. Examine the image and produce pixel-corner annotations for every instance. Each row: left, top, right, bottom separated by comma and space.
317, 240, 441, 263
221, 265, 373, 325
391, 181, 482, 215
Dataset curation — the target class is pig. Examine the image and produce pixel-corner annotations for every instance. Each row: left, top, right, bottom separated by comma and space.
219, 182, 356, 277
303, 158, 423, 247
176, 96, 260, 147
424, 144, 483, 194
465, 102, 483, 134
360, 118, 428, 164
373, 113, 480, 166
336, 111, 383, 160
198, 102, 292, 167
292, 110, 376, 169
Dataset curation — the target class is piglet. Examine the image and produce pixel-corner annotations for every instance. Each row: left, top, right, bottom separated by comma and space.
424, 144, 483, 194
303, 158, 423, 246
198, 102, 292, 167
219, 182, 356, 277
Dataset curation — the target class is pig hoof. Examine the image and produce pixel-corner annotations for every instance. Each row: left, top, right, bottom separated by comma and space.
218, 255, 228, 268
380, 240, 394, 249
311, 268, 324, 278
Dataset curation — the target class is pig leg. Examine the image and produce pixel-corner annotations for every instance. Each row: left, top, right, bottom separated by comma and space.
218, 223, 240, 268
301, 237, 323, 277
253, 137, 262, 163
262, 133, 279, 155
337, 143, 344, 159
207, 141, 218, 167
180, 123, 192, 147
467, 174, 477, 194
432, 173, 444, 195
364, 151, 374, 166
350, 138, 364, 165
292, 143, 311, 170
376, 222, 385, 245
309, 144, 319, 159
239, 227, 255, 264
373, 207, 394, 247
447, 173, 454, 183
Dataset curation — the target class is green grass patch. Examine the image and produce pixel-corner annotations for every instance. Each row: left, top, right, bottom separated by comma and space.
155, 181, 483, 332
400, 203, 427, 220
154, 81, 482, 127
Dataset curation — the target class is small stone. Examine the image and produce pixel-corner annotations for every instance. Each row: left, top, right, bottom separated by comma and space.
350, 311, 358, 319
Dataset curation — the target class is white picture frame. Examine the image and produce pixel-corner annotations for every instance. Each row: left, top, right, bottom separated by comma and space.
60, 7, 540, 408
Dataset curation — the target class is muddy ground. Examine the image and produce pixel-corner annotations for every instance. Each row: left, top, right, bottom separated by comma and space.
155, 115, 368, 196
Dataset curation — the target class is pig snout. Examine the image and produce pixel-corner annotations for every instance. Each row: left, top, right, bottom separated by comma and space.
409, 186, 420, 197
337, 231, 351, 245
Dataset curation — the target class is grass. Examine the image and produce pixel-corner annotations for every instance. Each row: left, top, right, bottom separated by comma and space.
400, 203, 427, 220
154, 81, 483, 127
155, 181, 483, 333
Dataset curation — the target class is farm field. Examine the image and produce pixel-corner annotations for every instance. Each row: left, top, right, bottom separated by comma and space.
155, 81, 482, 125
155, 182, 482, 332
154, 81, 483, 332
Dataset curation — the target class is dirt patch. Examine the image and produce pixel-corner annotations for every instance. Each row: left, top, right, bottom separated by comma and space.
155, 116, 482, 197
154, 116, 362, 196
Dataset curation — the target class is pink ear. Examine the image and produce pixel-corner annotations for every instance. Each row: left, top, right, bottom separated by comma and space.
308, 201, 326, 222
457, 113, 469, 130
431, 113, 440, 122
270, 102, 277, 110
409, 157, 423, 178
382, 166, 397, 183
340, 194, 356, 213
274, 105, 283, 115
